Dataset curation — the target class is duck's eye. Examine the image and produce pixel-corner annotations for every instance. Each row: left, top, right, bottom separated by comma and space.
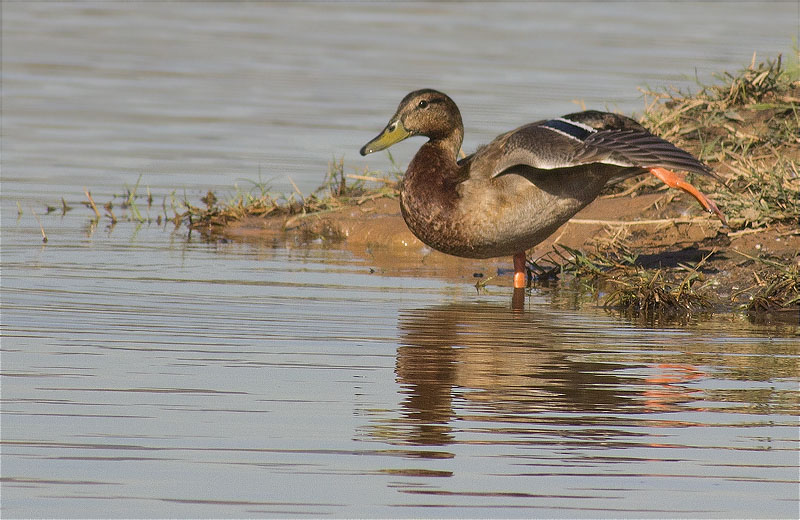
418, 100, 429, 109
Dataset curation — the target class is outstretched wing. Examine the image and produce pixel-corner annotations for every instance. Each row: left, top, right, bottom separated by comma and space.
571, 129, 718, 179
489, 111, 721, 182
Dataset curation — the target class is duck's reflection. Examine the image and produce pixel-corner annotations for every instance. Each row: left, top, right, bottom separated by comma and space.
381, 302, 700, 447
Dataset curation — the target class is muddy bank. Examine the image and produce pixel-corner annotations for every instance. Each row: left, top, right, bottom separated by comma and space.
207, 191, 798, 307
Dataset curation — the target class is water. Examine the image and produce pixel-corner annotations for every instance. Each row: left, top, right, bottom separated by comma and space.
2, 2, 799, 518
3, 1, 797, 197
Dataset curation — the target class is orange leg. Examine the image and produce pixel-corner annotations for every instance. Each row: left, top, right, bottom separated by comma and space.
513, 251, 527, 289
649, 167, 728, 226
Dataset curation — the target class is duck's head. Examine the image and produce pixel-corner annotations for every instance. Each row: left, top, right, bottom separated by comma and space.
360, 89, 463, 156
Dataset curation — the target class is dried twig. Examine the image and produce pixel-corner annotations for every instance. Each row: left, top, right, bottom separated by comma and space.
31, 208, 48, 243
84, 187, 101, 219
346, 174, 398, 186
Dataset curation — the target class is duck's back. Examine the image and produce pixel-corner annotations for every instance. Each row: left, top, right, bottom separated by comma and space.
402, 109, 717, 259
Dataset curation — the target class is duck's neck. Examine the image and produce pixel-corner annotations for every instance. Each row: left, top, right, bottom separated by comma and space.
404, 141, 456, 192
404, 131, 463, 186
437, 126, 464, 160
401, 136, 465, 230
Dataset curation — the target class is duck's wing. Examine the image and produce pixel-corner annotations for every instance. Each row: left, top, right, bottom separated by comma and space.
484, 110, 727, 224
489, 110, 722, 182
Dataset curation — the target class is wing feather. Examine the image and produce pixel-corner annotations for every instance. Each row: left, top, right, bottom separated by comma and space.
574, 130, 719, 180
489, 115, 721, 182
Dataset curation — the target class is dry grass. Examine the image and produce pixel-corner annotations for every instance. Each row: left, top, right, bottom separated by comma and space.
537, 244, 718, 319
185, 158, 399, 233
634, 54, 800, 229
603, 254, 717, 318
731, 249, 800, 313
748, 267, 800, 313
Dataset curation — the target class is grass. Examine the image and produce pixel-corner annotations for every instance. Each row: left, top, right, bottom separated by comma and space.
184, 157, 399, 233
34, 181, 187, 231
533, 239, 798, 319
605, 268, 714, 316
634, 53, 799, 229
748, 266, 800, 313
732, 249, 800, 313
536, 244, 718, 319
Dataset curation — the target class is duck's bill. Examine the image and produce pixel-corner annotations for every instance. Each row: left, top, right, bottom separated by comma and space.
360, 120, 411, 156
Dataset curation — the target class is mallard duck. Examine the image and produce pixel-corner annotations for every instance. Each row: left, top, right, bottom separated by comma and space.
360, 89, 726, 289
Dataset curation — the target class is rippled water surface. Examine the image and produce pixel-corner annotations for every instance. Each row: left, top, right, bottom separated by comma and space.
2, 2, 799, 518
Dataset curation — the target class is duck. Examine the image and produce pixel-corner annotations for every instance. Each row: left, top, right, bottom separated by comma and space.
360, 89, 726, 289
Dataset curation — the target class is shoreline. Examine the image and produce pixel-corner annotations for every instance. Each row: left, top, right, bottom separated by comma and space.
185, 56, 798, 317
